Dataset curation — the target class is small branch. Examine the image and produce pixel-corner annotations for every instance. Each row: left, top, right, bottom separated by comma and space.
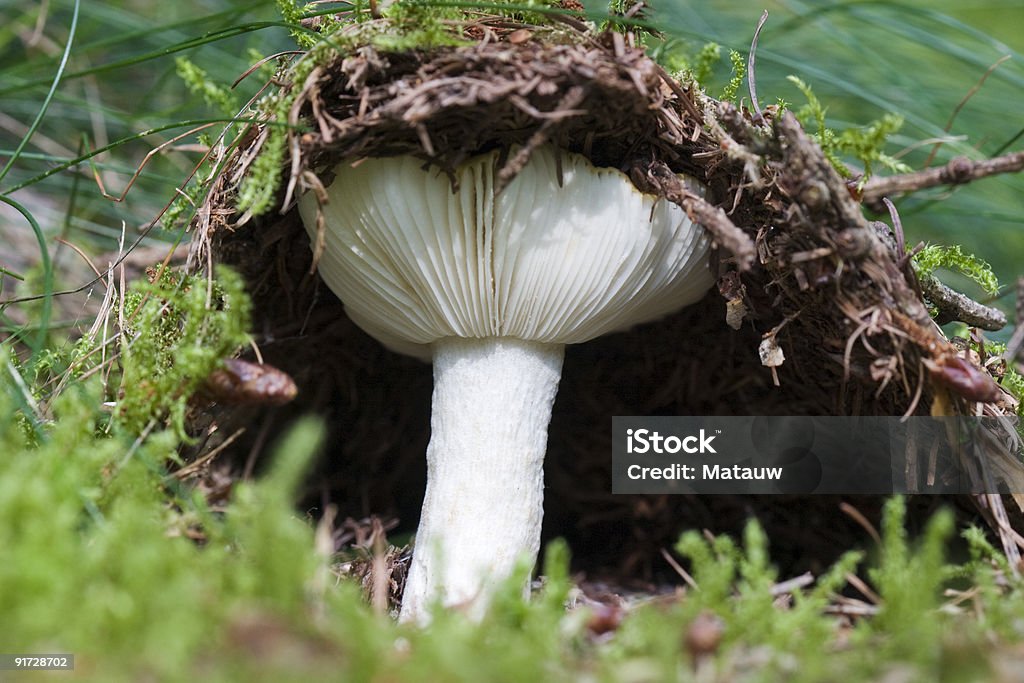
681, 191, 757, 271
704, 101, 764, 185
881, 198, 926, 302
746, 10, 769, 124
548, 12, 590, 33
862, 150, 1024, 203
825, 601, 879, 617
919, 274, 1007, 331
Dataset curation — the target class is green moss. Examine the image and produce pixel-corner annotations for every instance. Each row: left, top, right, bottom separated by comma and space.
277, 0, 320, 49
235, 41, 335, 216
235, 119, 290, 216
834, 112, 909, 180
2, 368, 1022, 683
912, 243, 1001, 297
372, 1, 469, 50
115, 266, 250, 440
690, 42, 722, 88
719, 49, 745, 102
0, 357, 328, 680
867, 498, 956, 657
175, 56, 239, 118
1002, 369, 1024, 414
787, 75, 911, 182
668, 520, 864, 681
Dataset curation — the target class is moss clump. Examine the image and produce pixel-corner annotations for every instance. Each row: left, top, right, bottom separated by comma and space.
787, 75, 911, 181
175, 57, 239, 117
116, 266, 250, 440
0, 358, 330, 679
234, 41, 333, 216
719, 49, 745, 102
2, 371, 1023, 682
913, 243, 1001, 297
867, 498, 956, 657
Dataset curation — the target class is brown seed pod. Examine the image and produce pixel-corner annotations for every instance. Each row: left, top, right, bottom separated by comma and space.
202, 358, 298, 406
585, 602, 624, 636
924, 355, 1002, 403
684, 610, 724, 659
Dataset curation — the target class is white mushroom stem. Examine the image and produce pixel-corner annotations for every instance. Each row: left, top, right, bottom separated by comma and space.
399, 336, 564, 623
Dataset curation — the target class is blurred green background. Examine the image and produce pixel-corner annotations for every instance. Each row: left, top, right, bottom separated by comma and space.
655, 0, 1024, 313
1, 0, 1022, 333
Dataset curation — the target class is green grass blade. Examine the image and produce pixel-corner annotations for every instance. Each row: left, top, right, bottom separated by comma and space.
0, 195, 53, 360
0, 0, 80, 184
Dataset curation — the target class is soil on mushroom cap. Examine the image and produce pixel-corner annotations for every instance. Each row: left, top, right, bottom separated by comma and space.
185, 25, 1021, 594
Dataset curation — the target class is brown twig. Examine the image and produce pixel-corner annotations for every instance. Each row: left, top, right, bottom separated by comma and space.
685, 193, 757, 270
844, 571, 881, 604
624, 156, 756, 270
660, 548, 698, 590
919, 274, 1007, 331
747, 10, 769, 124
862, 150, 1024, 203
496, 85, 587, 194
173, 428, 245, 479
881, 198, 930, 306
770, 572, 813, 597
839, 501, 882, 545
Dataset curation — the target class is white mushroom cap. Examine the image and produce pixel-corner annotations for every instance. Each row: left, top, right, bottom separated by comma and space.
298, 146, 713, 359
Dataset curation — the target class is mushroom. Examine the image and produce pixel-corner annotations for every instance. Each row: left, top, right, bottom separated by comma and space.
298, 145, 713, 623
